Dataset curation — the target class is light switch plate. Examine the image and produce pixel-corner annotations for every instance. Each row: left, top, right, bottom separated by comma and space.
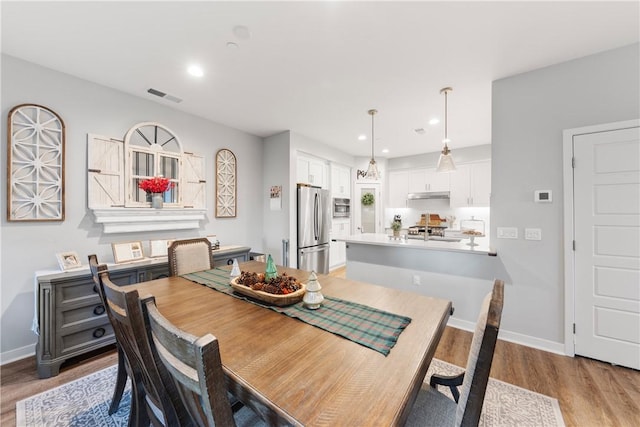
525, 228, 542, 240
497, 227, 518, 239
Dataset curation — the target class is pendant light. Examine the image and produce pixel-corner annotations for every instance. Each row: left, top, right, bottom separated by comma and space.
436, 87, 456, 172
364, 108, 381, 180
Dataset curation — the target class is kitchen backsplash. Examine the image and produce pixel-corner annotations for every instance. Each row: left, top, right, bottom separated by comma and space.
384, 199, 490, 233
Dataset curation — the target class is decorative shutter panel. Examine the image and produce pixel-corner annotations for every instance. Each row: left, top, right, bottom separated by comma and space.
87, 134, 124, 208
183, 152, 205, 208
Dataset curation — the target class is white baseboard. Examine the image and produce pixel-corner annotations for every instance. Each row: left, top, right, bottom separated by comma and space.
447, 318, 567, 356
1, 344, 35, 365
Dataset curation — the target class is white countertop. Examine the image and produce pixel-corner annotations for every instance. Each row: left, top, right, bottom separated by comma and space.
337, 233, 496, 256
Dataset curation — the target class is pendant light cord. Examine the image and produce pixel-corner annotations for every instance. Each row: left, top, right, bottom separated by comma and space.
444, 90, 448, 142
368, 109, 377, 161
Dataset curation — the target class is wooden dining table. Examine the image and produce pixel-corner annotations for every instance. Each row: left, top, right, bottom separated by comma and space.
129, 261, 452, 426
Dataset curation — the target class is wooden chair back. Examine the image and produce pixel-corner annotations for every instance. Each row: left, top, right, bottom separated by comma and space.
87, 255, 128, 416
94, 261, 191, 426
141, 295, 236, 427
456, 279, 504, 426
168, 238, 214, 276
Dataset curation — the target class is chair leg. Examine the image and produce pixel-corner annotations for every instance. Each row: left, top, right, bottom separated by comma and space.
108, 345, 128, 415
128, 379, 150, 427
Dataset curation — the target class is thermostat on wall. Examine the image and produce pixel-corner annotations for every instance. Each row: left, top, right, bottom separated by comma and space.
534, 190, 552, 203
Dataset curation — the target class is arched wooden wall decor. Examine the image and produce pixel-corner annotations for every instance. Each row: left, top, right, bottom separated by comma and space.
7, 104, 65, 221
215, 149, 237, 218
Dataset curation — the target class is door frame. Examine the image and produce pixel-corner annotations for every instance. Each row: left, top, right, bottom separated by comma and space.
562, 118, 640, 356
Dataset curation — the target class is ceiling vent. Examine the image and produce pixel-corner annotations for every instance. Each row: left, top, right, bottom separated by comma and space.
414, 128, 426, 134
147, 88, 182, 103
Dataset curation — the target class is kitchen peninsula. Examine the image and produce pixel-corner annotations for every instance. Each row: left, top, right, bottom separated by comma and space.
337, 233, 507, 333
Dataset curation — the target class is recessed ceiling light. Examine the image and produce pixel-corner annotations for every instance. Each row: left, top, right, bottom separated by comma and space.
429, 118, 440, 125
187, 65, 204, 77
381, 148, 389, 154
233, 25, 251, 40
358, 134, 367, 141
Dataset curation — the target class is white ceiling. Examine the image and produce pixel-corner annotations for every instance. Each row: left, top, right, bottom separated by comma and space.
2, 1, 638, 158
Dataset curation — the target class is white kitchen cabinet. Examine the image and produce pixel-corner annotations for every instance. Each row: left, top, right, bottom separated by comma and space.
449, 161, 491, 207
408, 168, 450, 193
297, 154, 328, 189
388, 171, 409, 208
329, 219, 351, 270
330, 164, 351, 198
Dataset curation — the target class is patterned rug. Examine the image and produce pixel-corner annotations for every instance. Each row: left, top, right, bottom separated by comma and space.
16, 359, 565, 426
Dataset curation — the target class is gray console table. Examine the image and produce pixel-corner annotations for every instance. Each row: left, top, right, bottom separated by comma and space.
35, 246, 250, 378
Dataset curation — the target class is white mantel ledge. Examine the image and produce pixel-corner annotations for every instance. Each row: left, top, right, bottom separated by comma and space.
92, 207, 207, 234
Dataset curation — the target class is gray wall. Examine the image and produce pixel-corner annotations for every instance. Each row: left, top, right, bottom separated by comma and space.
262, 131, 356, 268
262, 131, 293, 264
491, 43, 640, 345
1, 55, 266, 361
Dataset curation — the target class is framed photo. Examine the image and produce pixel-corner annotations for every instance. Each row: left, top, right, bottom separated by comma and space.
112, 241, 145, 264
149, 239, 174, 258
56, 251, 82, 271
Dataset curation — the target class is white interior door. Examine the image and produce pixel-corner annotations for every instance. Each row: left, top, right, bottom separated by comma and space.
354, 182, 381, 233
573, 126, 640, 369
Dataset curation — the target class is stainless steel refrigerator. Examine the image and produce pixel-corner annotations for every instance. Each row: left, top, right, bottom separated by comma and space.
297, 185, 330, 274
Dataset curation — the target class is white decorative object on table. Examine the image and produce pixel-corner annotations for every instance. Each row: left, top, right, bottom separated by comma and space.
303, 271, 324, 310
230, 258, 241, 279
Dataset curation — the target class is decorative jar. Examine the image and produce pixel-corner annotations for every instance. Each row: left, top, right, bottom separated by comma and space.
151, 193, 164, 209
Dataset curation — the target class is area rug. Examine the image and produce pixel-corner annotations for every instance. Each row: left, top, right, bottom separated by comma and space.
428, 359, 566, 427
16, 359, 565, 426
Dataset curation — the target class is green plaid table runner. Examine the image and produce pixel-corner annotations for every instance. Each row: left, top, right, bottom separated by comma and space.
181, 268, 412, 356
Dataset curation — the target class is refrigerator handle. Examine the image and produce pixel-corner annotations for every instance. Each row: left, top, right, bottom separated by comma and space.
314, 193, 319, 240
282, 238, 289, 267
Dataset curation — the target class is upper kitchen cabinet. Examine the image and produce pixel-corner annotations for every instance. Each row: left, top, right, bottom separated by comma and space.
408, 168, 450, 193
388, 170, 409, 208
449, 160, 491, 208
297, 154, 328, 189
330, 163, 351, 198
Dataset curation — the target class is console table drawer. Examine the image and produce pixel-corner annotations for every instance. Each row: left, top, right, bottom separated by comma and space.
60, 302, 107, 327
57, 280, 101, 305
58, 322, 114, 356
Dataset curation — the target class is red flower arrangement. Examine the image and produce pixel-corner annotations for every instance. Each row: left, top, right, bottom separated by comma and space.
138, 177, 174, 194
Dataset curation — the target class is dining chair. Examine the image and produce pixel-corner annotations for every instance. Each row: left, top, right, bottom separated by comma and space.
94, 261, 193, 426
168, 238, 214, 276
87, 254, 127, 416
405, 279, 504, 427
140, 295, 265, 427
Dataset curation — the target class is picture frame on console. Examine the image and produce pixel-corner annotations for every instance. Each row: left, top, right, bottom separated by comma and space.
55, 251, 82, 271
111, 241, 144, 263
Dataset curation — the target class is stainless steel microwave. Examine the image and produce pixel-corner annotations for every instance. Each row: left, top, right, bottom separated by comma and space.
333, 198, 351, 218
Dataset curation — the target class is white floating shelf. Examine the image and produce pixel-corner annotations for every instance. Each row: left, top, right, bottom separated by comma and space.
91, 208, 207, 234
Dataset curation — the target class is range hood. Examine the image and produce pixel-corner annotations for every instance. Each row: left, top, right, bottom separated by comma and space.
407, 191, 450, 200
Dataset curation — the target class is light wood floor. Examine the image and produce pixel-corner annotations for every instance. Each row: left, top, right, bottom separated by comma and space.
2, 266, 638, 426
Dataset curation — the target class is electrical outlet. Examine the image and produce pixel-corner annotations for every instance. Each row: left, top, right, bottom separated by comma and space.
525, 228, 542, 240
412, 275, 421, 285
497, 227, 518, 239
